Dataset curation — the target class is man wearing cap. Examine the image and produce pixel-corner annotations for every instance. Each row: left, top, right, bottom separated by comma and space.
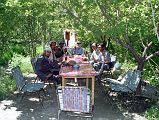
90, 43, 100, 70
35, 48, 59, 83
71, 41, 84, 55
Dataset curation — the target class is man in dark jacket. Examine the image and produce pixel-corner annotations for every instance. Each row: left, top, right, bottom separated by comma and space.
35, 48, 59, 83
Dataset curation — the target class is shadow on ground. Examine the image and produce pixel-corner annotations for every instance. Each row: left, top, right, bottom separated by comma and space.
0, 76, 148, 120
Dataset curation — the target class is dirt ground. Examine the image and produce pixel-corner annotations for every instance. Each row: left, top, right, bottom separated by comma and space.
0, 74, 147, 120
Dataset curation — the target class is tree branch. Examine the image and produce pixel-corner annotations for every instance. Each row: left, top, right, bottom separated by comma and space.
145, 51, 159, 61
96, 0, 112, 24
142, 41, 153, 57
149, 0, 159, 42
118, 39, 140, 61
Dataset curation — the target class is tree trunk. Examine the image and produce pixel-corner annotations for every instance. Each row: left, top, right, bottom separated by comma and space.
136, 57, 145, 95
137, 61, 144, 71
136, 57, 145, 71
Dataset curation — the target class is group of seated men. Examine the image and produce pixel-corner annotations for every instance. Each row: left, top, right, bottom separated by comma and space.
34, 41, 112, 84
35, 41, 84, 84
90, 43, 112, 75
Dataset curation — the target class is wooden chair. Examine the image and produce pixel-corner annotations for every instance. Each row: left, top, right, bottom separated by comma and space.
11, 66, 46, 107
57, 86, 93, 120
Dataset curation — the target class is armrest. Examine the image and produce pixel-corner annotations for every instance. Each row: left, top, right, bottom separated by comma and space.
106, 78, 123, 85
51, 68, 60, 72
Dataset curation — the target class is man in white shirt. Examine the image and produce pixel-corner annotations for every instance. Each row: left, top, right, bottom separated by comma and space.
90, 43, 100, 71
96, 44, 111, 75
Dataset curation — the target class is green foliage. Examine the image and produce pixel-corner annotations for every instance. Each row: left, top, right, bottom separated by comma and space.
36, 45, 43, 56
120, 62, 137, 71
10, 54, 33, 74
143, 62, 159, 86
0, 75, 16, 100
145, 106, 159, 120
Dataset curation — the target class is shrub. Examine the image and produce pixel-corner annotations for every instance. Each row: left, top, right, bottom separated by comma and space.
10, 54, 33, 74
145, 106, 159, 120
0, 76, 16, 100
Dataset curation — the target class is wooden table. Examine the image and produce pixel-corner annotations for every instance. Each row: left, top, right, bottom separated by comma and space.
60, 63, 96, 106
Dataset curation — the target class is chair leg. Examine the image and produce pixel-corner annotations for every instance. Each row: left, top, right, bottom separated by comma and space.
41, 88, 46, 97
20, 92, 26, 103
110, 71, 113, 78
37, 91, 44, 108
54, 82, 57, 90
34, 76, 38, 83
58, 109, 61, 120
49, 81, 52, 88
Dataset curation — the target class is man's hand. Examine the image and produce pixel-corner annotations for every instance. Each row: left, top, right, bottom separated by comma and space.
46, 73, 52, 79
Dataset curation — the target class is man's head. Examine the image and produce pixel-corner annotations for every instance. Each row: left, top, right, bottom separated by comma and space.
98, 43, 104, 52
98, 44, 103, 52
50, 41, 57, 50
44, 48, 52, 57
59, 41, 65, 48
91, 43, 97, 50
76, 41, 81, 48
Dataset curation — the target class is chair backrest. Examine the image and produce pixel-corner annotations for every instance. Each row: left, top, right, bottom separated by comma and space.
111, 55, 116, 62
57, 86, 92, 113
110, 55, 116, 69
122, 70, 141, 91
31, 58, 37, 73
11, 66, 25, 91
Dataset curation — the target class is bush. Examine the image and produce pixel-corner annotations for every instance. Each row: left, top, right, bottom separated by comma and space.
0, 76, 16, 100
121, 62, 137, 72
10, 54, 33, 74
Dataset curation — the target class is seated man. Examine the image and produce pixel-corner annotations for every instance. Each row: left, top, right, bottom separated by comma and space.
96, 43, 111, 75
49, 41, 57, 61
90, 43, 100, 71
55, 41, 65, 59
35, 48, 59, 83
71, 41, 84, 55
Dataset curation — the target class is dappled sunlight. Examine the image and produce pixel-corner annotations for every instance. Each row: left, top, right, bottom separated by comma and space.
0, 100, 22, 120
28, 97, 39, 102
0, 83, 148, 120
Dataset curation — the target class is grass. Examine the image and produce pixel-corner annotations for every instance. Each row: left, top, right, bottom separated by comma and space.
145, 106, 159, 120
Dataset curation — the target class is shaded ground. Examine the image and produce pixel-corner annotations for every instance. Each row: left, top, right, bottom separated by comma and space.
0, 74, 148, 120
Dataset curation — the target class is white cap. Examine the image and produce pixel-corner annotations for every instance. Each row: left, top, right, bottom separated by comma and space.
44, 47, 52, 52
92, 43, 96, 46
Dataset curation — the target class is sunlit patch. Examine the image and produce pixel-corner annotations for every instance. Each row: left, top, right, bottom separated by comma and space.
0, 100, 14, 110
28, 97, 39, 101
49, 118, 56, 120
0, 100, 22, 120
29, 109, 34, 112
1, 100, 14, 106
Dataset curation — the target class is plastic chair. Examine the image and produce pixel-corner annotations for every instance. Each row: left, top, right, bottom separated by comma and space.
11, 66, 46, 106
31, 57, 39, 83
105, 70, 141, 93
57, 86, 93, 120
